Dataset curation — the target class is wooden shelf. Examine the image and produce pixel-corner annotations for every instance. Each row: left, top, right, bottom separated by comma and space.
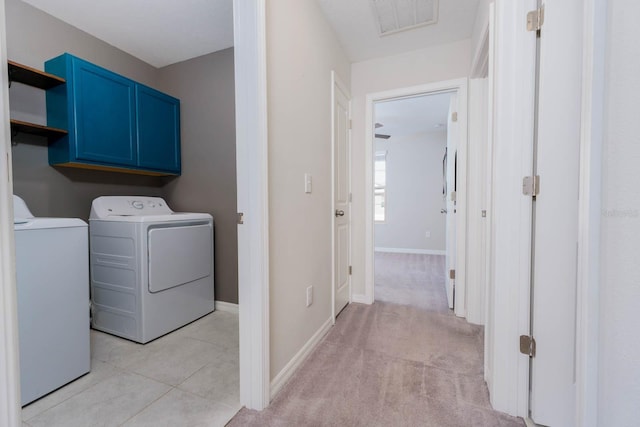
10, 119, 67, 140
8, 60, 65, 89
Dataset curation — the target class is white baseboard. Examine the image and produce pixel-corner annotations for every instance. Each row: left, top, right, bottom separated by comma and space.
270, 316, 333, 399
351, 294, 373, 304
374, 247, 446, 255
215, 300, 239, 314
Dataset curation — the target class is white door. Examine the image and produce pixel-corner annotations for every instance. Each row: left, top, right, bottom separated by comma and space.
530, 1, 582, 425
444, 94, 458, 309
333, 75, 351, 318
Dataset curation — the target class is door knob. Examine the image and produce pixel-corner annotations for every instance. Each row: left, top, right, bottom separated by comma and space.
335, 209, 345, 217
441, 209, 447, 214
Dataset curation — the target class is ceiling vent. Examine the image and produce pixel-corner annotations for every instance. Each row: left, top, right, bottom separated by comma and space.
370, 0, 439, 36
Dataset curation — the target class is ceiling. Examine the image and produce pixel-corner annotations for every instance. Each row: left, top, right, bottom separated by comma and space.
374, 92, 451, 140
20, 0, 233, 68
19, 0, 479, 69
317, 0, 480, 62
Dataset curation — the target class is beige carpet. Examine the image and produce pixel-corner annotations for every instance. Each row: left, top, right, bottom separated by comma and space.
227, 253, 524, 426
374, 252, 450, 313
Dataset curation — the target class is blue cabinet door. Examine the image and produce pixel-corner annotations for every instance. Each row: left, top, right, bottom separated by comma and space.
136, 85, 180, 173
72, 59, 137, 166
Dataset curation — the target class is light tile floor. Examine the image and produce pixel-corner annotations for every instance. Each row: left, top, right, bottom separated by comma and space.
21, 310, 241, 427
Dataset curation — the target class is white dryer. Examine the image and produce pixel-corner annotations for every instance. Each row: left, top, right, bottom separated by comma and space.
89, 196, 214, 343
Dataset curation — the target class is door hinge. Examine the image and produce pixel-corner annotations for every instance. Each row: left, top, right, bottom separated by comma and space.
450, 191, 456, 202
349, 193, 353, 203
522, 175, 540, 197
349, 119, 352, 130
451, 112, 458, 122
520, 335, 536, 357
349, 266, 352, 275
237, 212, 244, 225
527, 5, 545, 32
449, 269, 455, 280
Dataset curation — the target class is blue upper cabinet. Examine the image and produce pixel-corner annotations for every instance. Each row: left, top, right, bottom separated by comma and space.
45, 53, 181, 176
136, 85, 180, 173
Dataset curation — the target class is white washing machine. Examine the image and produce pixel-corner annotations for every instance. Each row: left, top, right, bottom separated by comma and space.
89, 196, 214, 343
13, 195, 90, 406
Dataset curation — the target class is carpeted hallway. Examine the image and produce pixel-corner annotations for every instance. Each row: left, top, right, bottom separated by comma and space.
227, 253, 524, 426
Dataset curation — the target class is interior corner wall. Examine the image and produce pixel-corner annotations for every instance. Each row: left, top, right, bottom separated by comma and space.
598, 0, 640, 424
6, 0, 163, 220
157, 48, 238, 304
374, 131, 447, 252
266, 0, 350, 381
350, 39, 472, 298
470, 0, 492, 73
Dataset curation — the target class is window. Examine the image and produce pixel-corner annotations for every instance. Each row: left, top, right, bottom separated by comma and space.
374, 151, 387, 222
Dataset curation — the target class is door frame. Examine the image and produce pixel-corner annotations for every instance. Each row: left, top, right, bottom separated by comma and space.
484, 0, 537, 417
233, 0, 270, 410
0, 0, 21, 422
363, 78, 468, 318
575, 0, 605, 424
331, 70, 352, 323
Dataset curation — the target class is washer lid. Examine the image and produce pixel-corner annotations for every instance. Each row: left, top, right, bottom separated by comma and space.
13, 195, 86, 230
15, 217, 87, 230
13, 195, 34, 223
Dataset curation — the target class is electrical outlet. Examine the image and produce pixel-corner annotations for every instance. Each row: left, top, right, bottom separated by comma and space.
425, 231, 431, 238
306, 286, 313, 307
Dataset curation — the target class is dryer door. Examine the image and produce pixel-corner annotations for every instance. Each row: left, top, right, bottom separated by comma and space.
148, 223, 213, 293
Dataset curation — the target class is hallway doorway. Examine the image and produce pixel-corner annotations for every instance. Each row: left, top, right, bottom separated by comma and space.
367, 81, 468, 316
372, 92, 453, 311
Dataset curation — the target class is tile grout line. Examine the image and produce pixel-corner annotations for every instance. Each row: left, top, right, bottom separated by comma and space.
117, 387, 174, 426
22, 362, 121, 422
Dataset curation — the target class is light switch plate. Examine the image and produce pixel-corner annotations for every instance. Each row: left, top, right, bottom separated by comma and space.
304, 173, 312, 193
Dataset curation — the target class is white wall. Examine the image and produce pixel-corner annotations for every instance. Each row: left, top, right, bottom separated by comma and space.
351, 39, 471, 298
598, 0, 640, 424
374, 130, 446, 253
266, 0, 350, 382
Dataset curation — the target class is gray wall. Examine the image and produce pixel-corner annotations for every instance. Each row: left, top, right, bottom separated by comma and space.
374, 130, 447, 252
7, 0, 238, 303
158, 49, 238, 304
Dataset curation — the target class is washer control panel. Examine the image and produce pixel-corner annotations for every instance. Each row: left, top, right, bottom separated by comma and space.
90, 196, 173, 219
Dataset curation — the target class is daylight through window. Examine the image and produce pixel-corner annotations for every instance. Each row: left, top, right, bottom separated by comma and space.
374, 151, 387, 222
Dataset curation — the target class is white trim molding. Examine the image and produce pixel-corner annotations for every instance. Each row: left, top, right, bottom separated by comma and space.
350, 294, 371, 304
270, 317, 332, 399
233, 0, 270, 411
374, 247, 445, 256
0, 0, 22, 423
364, 78, 468, 311
215, 300, 239, 315
575, 0, 605, 424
